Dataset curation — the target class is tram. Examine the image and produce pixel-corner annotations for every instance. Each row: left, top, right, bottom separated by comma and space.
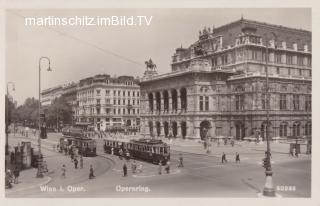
103, 138, 170, 165
60, 126, 97, 157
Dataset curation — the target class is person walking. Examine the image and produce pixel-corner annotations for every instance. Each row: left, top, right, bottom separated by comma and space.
61, 164, 66, 178
13, 166, 20, 184
123, 163, 128, 177
80, 156, 83, 169
119, 149, 123, 160
221, 152, 227, 163
89, 165, 95, 179
235, 152, 240, 163
131, 160, 137, 174
178, 153, 184, 168
158, 161, 162, 175
231, 139, 235, 147
137, 163, 143, 173
165, 161, 170, 174
74, 157, 78, 169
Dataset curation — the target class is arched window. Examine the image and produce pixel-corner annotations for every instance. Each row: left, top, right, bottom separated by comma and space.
279, 122, 288, 137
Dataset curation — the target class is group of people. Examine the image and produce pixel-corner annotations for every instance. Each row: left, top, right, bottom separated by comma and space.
221, 152, 241, 164
122, 160, 143, 177
61, 163, 95, 180
121, 153, 184, 177
5, 166, 20, 188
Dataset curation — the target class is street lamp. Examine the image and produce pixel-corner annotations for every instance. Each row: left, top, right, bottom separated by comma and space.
37, 57, 52, 178
262, 32, 277, 197
5, 82, 15, 157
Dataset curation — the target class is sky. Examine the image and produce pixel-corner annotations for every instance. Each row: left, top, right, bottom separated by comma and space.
5, 8, 311, 105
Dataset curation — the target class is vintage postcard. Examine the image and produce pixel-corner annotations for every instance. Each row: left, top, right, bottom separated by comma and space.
1, 2, 319, 206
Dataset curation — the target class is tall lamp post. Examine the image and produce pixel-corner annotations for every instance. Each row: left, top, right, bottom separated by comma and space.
263, 32, 277, 197
5, 82, 15, 156
37, 57, 52, 178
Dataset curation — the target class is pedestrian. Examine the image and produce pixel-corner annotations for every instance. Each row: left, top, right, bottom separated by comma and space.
178, 153, 184, 167
292, 148, 296, 157
222, 152, 227, 163
13, 166, 20, 184
231, 139, 235, 147
235, 152, 240, 163
123, 163, 127, 177
295, 149, 299, 158
165, 161, 170, 174
131, 160, 137, 174
5, 170, 12, 189
111, 147, 114, 155
61, 164, 66, 178
42, 161, 48, 172
89, 165, 95, 179
80, 156, 83, 169
74, 157, 78, 169
119, 149, 123, 160
158, 161, 162, 175
137, 163, 143, 173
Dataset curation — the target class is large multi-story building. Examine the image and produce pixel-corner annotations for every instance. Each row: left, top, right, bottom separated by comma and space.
140, 18, 312, 140
74, 74, 141, 132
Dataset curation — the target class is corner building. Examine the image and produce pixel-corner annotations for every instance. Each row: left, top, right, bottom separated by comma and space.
75, 74, 140, 132
140, 18, 312, 140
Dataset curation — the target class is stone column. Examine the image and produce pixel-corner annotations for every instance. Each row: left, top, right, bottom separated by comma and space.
177, 121, 181, 138
186, 120, 193, 139
177, 89, 181, 113
153, 92, 156, 115
168, 91, 172, 113
160, 92, 164, 115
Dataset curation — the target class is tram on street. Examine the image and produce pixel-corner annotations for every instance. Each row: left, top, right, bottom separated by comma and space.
103, 138, 170, 165
60, 126, 97, 157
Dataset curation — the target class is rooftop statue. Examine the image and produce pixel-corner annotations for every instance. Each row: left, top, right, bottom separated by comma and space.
145, 58, 157, 71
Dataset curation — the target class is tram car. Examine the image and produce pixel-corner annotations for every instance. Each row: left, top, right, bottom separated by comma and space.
103, 138, 170, 165
72, 137, 97, 157
60, 126, 97, 157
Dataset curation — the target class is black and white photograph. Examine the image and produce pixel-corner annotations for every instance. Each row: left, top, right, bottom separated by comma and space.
1, 2, 318, 204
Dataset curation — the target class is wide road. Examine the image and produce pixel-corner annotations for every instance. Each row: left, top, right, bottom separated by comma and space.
6, 131, 311, 197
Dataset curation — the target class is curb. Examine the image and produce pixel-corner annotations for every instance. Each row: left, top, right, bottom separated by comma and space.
6, 176, 52, 195
171, 149, 220, 158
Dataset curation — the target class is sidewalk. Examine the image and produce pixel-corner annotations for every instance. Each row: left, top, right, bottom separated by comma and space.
5, 168, 51, 195
163, 138, 311, 158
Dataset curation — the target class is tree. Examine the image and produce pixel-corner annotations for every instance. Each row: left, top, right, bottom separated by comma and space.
46, 96, 73, 129
11, 97, 39, 127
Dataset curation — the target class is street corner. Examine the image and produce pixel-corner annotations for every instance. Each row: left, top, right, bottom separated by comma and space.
6, 172, 52, 196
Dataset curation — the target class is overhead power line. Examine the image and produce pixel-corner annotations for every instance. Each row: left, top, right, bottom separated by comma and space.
7, 10, 145, 67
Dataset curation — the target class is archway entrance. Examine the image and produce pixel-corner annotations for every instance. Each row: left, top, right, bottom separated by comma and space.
200, 121, 211, 140
235, 122, 245, 140
172, 121, 178, 137
156, 122, 161, 137
163, 121, 169, 137
181, 121, 187, 139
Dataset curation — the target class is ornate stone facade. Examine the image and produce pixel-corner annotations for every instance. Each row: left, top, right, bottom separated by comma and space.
74, 74, 140, 132
140, 18, 311, 140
